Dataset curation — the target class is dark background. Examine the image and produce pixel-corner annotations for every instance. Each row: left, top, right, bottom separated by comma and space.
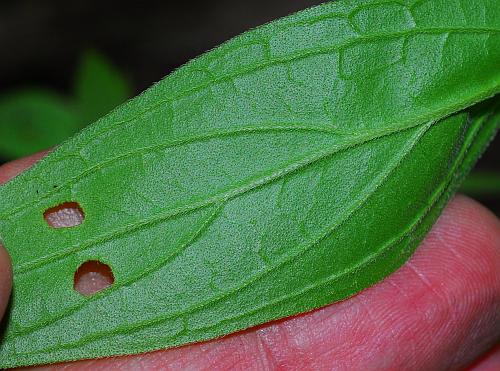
0, 0, 498, 213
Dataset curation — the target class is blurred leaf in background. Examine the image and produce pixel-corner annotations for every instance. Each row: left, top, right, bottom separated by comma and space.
0, 50, 131, 159
75, 50, 131, 125
0, 90, 78, 158
460, 171, 500, 197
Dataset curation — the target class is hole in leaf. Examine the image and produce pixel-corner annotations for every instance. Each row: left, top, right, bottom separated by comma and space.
74, 260, 114, 296
44, 202, 84, 228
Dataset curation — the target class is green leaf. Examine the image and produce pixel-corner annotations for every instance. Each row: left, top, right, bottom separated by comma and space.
0, 51, 131, 160
75, 50, 132, 125
461, 171, 500, 196
0, 0, 499, 367
0, 90, 80, 159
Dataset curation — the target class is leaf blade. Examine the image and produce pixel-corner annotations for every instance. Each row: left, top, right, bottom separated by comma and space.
0, 0, 499, 367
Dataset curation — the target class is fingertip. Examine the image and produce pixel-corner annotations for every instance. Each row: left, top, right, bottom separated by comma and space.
441, 194, 500, 234
422, 194, 500, 288
370, 194, 500, 369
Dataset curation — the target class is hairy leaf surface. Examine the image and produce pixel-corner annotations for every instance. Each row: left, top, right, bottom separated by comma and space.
0, 0, 499, 367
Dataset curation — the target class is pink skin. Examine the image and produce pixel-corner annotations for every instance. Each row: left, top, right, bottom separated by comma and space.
0, 152, 498, 371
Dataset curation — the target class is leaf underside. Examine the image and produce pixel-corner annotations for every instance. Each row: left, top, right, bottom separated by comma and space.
0, 0, 499, 367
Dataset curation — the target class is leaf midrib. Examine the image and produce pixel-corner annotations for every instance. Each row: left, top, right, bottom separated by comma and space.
13, 119, 432, 275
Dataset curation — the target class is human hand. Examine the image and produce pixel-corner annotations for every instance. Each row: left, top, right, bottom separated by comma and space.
0, 152, 499, 371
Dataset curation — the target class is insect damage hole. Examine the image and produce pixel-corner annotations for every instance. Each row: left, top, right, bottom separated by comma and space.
44, 202, 84, 228
74, 260, 115, 296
